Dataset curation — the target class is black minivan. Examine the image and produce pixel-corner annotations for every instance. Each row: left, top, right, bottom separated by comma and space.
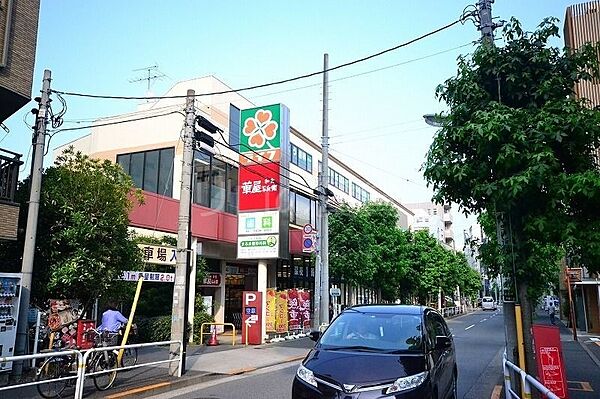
292, 305, 457, 399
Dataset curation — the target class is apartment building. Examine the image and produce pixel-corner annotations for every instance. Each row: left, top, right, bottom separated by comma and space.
405, 202, 454, 249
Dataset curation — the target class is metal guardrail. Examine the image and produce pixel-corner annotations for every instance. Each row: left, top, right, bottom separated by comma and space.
441, 306, 464, 317
503, 352, 560, 399
0, 350, 84, 394
199, 323, 236, 346
75, 340, 183, 398
0, 340, 182, 398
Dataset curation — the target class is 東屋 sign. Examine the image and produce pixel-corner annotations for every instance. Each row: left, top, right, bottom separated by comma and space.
200, 273, 222, 287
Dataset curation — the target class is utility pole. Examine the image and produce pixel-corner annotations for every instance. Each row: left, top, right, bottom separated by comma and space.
320, 53, 330, 325
13, 70, 52, 377
170, 89, 195, 375
477, 0, 495, 44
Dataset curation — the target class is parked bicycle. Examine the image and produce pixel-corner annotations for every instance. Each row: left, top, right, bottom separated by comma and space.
36, 329, 118, 398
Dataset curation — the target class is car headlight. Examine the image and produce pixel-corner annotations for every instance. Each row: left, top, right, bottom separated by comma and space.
385, 371, 428, 394
296, 364, 318, 388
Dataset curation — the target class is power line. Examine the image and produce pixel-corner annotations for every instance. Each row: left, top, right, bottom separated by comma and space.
47, 110, 182, 134
51, 18, 465, 101
329, 148, 429, 189
329, 125, 432, 145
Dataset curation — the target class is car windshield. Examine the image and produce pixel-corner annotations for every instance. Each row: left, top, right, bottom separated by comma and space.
319, 310, 423, 352
483, 298, 493, 302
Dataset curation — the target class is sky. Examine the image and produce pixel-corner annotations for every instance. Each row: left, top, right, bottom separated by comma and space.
1, 0, 581, 249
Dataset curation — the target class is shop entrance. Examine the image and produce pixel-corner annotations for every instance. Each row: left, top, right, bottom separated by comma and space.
224, 264, 257, 329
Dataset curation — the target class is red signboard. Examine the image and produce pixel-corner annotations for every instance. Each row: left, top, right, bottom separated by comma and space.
242, 291, 263, 345
532, 325, 568, 399
238, 163, 281, 212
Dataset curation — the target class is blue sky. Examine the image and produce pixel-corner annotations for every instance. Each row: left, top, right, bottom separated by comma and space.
1, 0, 581, 247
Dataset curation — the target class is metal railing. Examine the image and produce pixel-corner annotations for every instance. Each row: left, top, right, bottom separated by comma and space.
0, 350, 84, 395
503, 352, 560, 399
0, 340, 182, 399
75, 340, 183, 398
199, 323, 236, 346
441, 306, 464, 317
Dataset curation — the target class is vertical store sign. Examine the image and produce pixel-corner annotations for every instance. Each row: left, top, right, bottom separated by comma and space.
532, 325, 569, 399
237, 104, 290, 259
242, 291, 263, 345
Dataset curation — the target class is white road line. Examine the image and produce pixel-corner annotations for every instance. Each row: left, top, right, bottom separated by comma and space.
465, 324, 475, 330
480, 318, 487, 323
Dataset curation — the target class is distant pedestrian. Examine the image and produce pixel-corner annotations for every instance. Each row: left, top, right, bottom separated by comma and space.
548, 303, 556, 325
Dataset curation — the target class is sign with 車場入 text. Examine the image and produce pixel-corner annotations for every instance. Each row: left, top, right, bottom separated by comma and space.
120, 271, 175, 283
237, 235, 279, 259
138, 244, 177, 265
238, 211, 279, 235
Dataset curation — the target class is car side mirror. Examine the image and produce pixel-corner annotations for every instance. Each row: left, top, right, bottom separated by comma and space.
309, 330, 321, 342
435, 336, 451, 350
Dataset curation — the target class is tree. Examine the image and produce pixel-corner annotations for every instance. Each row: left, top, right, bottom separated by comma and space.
8, 147, 144, 306
423, 18, 600, 374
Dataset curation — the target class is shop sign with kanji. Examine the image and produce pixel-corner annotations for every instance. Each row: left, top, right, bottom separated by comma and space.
238, 163, 280, 212
120, 271, 175, 283
137, 244, 177, 266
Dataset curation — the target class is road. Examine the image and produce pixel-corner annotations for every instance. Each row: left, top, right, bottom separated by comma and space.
146, 309, 505, 399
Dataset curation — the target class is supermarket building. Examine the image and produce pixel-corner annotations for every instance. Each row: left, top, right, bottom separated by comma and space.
55, 76, 414, 340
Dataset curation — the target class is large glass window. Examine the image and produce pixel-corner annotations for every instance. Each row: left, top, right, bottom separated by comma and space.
117, 147, 174, 197
193, 150, 238, 214
289, 189, 317, 226
290, 143, 312, 173
328, 167, 349, 194
211, 158, 227, 212
229, 104, 241, 151
352, 182, 370, 203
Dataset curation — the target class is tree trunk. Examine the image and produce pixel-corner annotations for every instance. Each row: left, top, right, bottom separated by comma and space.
517, 280, 538, 377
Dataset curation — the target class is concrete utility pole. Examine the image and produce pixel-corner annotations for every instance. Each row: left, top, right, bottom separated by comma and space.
320, 53, 330, 325
170, 89, 195, 375
478, 0, 495, 44
13, 69, 51, 377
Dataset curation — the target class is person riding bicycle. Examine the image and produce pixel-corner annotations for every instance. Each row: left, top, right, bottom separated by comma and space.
98, 301, 128, 333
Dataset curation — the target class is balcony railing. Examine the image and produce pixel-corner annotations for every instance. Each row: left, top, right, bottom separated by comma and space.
0, 148, 22, 203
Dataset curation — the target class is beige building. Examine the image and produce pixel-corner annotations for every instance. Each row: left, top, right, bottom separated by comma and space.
406, 202, 454, 249
563, 1, 600, 333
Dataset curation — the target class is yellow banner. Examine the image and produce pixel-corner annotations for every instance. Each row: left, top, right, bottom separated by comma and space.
266, 288, 277, 332
275, 290, 289, 333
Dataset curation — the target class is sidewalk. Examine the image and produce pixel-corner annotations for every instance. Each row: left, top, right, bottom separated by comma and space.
87, 336, 314, 398
534, 310, 600, 398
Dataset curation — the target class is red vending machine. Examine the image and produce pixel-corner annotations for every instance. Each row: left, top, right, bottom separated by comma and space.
242, 291, 263, 345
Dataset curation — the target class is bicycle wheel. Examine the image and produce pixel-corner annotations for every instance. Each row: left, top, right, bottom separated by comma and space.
120, 347, 138, 368
92, 351, 118, 391
36, 356, 69, 399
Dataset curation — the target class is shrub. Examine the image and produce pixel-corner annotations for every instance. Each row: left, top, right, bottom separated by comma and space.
192, 312, 214, 343
136, 315, 171, 343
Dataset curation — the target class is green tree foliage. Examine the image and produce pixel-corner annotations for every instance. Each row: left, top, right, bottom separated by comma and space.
329, 202, 480, 304
423, 18, 600, 373
15, 147, 144, 306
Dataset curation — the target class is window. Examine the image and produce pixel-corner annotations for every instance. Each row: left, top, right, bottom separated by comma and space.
352, 183, 370, 203
289, 189, 318, 226
328, 167, 349, 193
192, 150, 238, 214
116, 147, 175, 197
229, 104, 241, 151
290, 143, 312, 173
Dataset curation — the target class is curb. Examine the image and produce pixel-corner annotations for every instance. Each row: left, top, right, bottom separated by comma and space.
100, 354, 307, 398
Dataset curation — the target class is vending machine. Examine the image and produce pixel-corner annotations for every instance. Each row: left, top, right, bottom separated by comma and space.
0, 272, 22, 372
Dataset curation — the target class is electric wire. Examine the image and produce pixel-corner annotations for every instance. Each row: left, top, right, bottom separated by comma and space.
329, 126, 432, 145
51, 17, 466, 101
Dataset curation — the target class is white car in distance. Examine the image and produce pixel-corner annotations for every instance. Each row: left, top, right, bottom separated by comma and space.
481, 296, 497, 311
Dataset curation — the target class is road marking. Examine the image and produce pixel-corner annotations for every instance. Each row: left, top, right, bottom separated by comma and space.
568, 380, 594, 392
106, 382, 171, 398
465, 324, 475, 330
490, 385, 502, 399
480, 318, 487, 323
226, 367, 257, 375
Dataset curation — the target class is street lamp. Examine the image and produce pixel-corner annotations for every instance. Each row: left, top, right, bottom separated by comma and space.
422, 114, 445, 127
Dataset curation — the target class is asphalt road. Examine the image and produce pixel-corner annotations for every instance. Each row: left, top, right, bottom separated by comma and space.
147, 309, 506, 399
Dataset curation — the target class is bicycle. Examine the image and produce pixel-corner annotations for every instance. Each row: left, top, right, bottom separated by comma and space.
36, 330, 118, 398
